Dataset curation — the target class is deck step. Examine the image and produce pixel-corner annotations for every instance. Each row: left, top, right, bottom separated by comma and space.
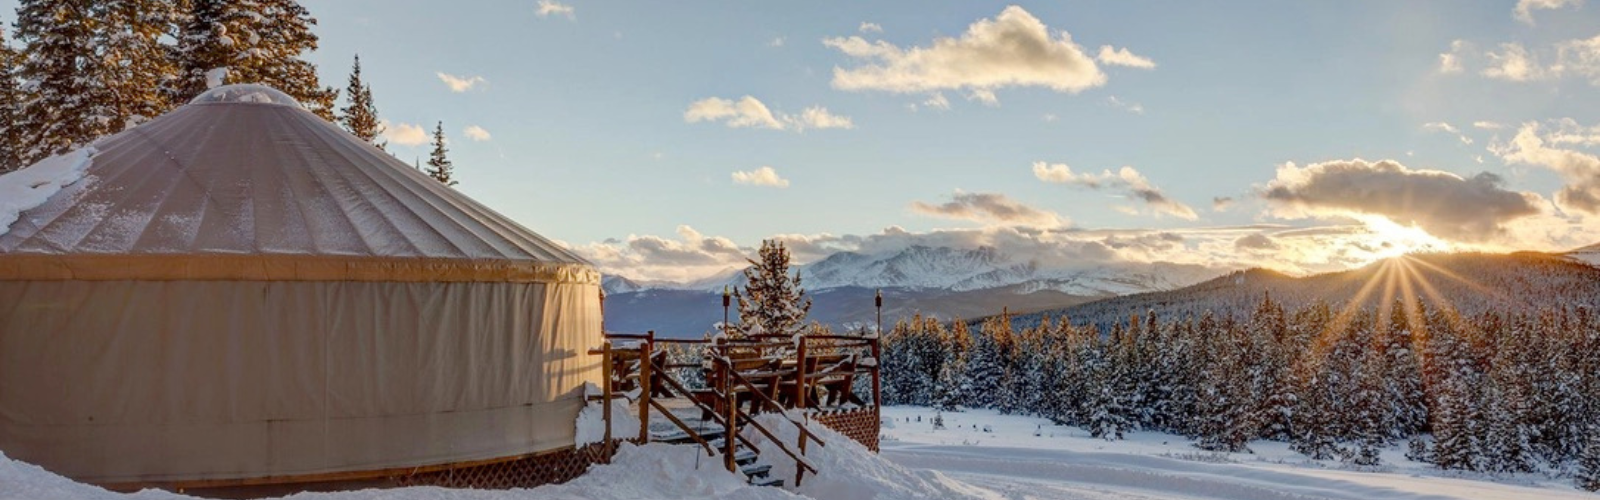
749, 476, 785, 487
652, 427, 725, 444
733, 449, 757, 464
740, 463, 772, 478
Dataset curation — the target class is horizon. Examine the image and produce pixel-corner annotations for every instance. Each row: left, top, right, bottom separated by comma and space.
5, 1, 1600, 284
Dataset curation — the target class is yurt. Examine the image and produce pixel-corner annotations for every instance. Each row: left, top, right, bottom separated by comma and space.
0, 85, 604, 493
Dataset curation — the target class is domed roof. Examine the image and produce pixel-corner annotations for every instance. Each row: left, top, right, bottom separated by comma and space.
0, 85, 594, 284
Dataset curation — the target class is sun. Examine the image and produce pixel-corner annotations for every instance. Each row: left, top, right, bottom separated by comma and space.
1354, 216, 1453, 262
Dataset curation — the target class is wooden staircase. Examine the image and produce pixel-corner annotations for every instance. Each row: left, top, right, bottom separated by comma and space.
591, 335, 821, 488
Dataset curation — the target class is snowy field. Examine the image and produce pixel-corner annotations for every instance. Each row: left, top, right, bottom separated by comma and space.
878, 406, 1596, 500
3, 406, 1596, 500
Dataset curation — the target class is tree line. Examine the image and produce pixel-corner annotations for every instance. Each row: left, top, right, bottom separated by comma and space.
880, 297, 1600, 490
0, 0, 458, 186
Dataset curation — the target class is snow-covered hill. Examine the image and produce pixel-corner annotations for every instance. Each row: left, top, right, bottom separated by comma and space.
1565, 242, 1600, 267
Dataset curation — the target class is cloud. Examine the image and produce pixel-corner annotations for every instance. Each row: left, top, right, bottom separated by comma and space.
731, 166, 791, 188
380, 120, 428, 146
769, 37, 785, 47
1494, 120, 1600, 213
1235, 233, 1279, 250
1439, 40, 1469, 74
536, 0, 575, 20
684, 96, 854, 132
1096, 45, 1156, 69
463, 125, 491, 141
859, 22, 883, 33
1441, 35, 1600, 85
1260, 158, 1543, 241
436, 72, 486, 92
1107, 95, 1144, 114
823, 6, 1124, 105
1213, 196, 1235, 211
1474, 121, 1504, 130
1033, 162, 1199, 220
1423, 122, 1473, 145
910, 191, 1067, 227
1514, 0, 1581, 24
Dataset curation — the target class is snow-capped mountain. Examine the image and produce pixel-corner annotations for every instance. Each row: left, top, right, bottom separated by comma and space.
603, 245, 1221, 297
601, 245, 1228, 337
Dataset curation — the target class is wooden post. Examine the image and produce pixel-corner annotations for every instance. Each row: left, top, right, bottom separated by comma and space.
722, 357, 737, 473
602, 340, 613, 463
794, 335, 808, 487
722, 286, 731, 338
872, 290, 883, 447
639, 331, 653, 443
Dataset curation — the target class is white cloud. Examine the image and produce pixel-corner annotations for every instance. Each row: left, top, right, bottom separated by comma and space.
536, 0, 575, 20
1096, 45, 1156, 69
769, 37, 786, 47
1494, 120, 1600, 213
380, 120, 428, 147
1474, 121, 1504, 130
1483, 43, 1548, 82
859, 22, 883, 33
1514, 0, 1581, 24
823, 6, 1121, 106
463, 125, 492, 141
731, 166, 791, 188
1441, 35, 1600, 85
436, 72, 486, 92
1107, 95, 1144, 114
1439, 40, 1469, 74
1033, 162, 1198, 220
910, 191, 1067, 227
911, 92, 951, 112
1423, 122, 1473, 145
684, 96, 854, 132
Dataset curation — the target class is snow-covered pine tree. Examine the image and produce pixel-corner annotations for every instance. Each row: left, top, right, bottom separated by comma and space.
339, 54, 384, 148
962, 320, 1007, 409
13, 0, 114, 162
0, 22, 22, 172
425, 121, 457, 186
1382, 301, 1428, 439
173, 0, 336, 119
93, 0, 182, 130
1578, 425, 1600, 492
735, 239, 812, 338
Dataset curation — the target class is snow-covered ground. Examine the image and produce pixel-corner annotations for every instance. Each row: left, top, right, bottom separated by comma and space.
878, 406, 1596, 500
5, 405, 1596, 499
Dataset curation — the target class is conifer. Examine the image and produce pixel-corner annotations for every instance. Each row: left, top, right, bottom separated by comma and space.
425, 121, 457, 186
339, 54, 384, 148
735, 240, 812, 337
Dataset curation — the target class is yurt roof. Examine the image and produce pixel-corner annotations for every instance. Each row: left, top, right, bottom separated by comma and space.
0, 85, 596, 284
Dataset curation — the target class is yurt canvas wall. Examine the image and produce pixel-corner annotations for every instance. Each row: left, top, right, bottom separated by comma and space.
0, 85, 603, 485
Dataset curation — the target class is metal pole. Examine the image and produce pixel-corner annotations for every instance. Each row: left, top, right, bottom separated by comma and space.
872, 289, 883, 452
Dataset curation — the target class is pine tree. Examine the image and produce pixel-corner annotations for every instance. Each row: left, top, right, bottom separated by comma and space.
0, 22, 23, 172
425, 121, 457, 186
13, 0, 113, 162
1578, 426, 1600, 492
339, 54, 384, 148
93, 0, 182, 129
963, 321, 1007, 409
173, 0, 337, 119
735, 240, 812, 337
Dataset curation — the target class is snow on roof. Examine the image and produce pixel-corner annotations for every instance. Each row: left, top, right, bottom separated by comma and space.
0, 147, 96, 238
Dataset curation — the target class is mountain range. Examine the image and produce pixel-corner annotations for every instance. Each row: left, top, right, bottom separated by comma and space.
602, 245, 1221, 337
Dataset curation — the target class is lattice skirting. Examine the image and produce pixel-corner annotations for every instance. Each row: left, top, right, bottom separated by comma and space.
812, 408, 880, 452
139, 442, 626, 498
391, 441, 618, 489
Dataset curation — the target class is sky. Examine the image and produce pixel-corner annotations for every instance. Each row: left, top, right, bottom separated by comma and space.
9, 0, 1600, 282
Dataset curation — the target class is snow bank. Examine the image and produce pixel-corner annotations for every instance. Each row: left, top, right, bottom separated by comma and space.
0, 147, 96, 236
0, 445, 802, 500
576, 383, 643, 447
748, 414, 999, 500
